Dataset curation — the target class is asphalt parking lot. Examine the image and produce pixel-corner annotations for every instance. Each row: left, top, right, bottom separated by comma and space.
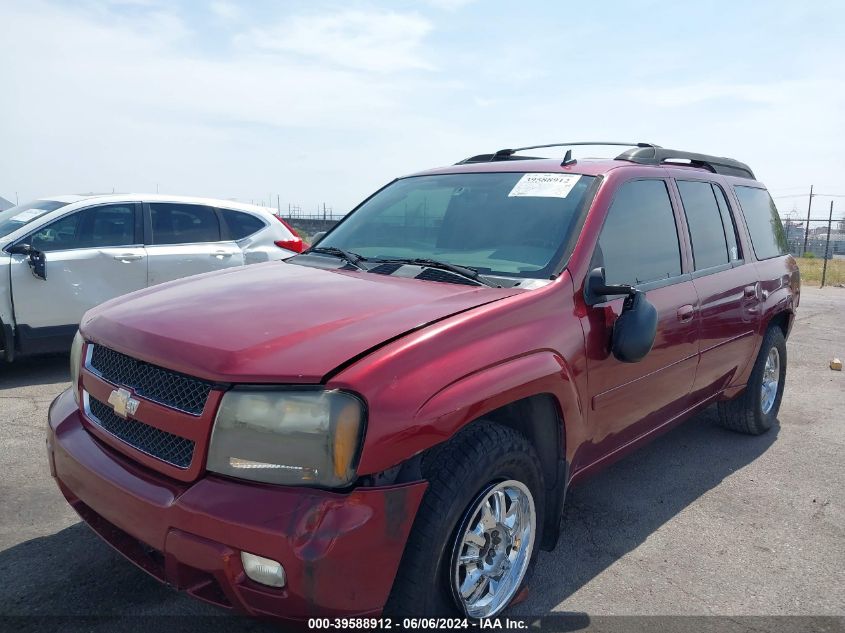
0, 286, 843, 630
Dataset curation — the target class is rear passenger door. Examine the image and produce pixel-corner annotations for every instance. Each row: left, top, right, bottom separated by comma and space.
582, 178, 700, 461
673, 179, 761, 398
144, 202, 245, 286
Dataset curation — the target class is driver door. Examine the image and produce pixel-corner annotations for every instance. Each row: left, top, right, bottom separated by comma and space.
10, 202, 146, 353
579, 179, 700, 466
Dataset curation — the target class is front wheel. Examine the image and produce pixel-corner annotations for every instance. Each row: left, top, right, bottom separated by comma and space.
450, 479, 537, 617
384, 422, 544, 618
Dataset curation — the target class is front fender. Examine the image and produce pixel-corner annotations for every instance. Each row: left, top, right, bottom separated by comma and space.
413, 351, 583, 459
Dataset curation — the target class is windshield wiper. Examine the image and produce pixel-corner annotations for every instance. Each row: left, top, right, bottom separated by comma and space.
375, 257, 499, 288
305, 246, 367, 270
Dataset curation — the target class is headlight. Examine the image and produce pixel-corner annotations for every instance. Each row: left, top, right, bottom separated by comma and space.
207, 389, 365, 487
69, 331, 84, 405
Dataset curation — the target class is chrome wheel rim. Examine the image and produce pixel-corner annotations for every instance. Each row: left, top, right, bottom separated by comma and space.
761, 347, 780, 414
451, 480, 536, 618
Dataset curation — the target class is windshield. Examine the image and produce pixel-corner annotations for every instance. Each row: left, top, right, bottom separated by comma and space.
317, 172, 596, 279
0, 200, 70, 240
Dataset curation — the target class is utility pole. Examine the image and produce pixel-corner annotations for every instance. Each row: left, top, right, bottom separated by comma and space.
277, 194, 281, 215
821, 201, 833, 288
802, 185, 814, 255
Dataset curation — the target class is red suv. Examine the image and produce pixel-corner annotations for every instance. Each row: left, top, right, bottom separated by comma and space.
48, 142, 799, 622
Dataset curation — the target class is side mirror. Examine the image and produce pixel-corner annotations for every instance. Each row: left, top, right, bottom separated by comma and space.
611, 290, 658, 363
30, 250, 47, 280
6, 243, 32, 255
8, 244, 46, 280
311, 231, 327, 244
585, 267, 657, 363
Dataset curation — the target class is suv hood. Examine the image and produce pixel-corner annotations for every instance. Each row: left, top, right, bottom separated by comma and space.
81, 261, 522, 383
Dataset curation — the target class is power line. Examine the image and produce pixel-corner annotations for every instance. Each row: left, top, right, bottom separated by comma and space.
774, 193, 845, 199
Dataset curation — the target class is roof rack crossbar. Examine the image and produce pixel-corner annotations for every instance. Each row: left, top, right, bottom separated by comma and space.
455, 142, 658, 165
496, 141, 658, 158
615, 146, 755, 179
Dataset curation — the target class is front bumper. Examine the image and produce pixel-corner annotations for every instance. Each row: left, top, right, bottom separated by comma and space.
47, 388, 427, 620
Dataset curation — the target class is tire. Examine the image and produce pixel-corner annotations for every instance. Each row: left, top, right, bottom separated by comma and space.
717, 325, 787, 435
384, 421, 544, 618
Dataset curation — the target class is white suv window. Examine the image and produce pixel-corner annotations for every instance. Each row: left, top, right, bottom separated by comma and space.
29, 204, 136, 252
221, 209, 265, 240
150, 203, 220, 245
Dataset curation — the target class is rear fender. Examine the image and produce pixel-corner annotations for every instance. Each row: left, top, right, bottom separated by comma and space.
723, 269, 797, 398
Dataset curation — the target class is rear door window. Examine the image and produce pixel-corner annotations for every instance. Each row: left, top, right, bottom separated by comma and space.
596, 179, 682, 286
677, 180, 730, 271
29, 204, 136, 251
221, 209, 266, 240
713, 185, 741, 261
733, 186, 787, 260
149, 203, 221, 245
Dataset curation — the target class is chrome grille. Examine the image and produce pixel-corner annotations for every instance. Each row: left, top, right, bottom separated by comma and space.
89, 345, 212, 415
88, 396, 195, 469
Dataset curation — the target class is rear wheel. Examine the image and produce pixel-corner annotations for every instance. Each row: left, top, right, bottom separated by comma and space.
717, 325, 786, 435
385, 421, 544, 618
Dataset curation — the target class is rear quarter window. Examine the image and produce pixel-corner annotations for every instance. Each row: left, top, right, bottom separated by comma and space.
221, 210, 266, 240
733, 186, 787, 260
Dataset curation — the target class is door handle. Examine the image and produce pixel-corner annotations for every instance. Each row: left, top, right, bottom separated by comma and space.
676, 304, 696, 322
744, 284, 758, 299
212, 251, 234, 259
113, 254, 143, 262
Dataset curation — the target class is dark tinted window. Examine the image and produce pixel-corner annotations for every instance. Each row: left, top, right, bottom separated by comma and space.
150, 203, 220, 245
677, 180, 729, 270
597, 180, 682, 286
222, 209, 265, 240
733, 186, 787, 260
713, 185, 741, 261
29, 204, 135, 252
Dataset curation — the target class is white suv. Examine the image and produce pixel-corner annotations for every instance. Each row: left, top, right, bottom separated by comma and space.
0, 194, 304, 361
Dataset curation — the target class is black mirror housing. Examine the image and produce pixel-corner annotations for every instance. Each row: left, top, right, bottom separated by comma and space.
584, 268, 657, 363
30, 250, 47, 280
611, 291, 658, 363
10, 244, 47, 280
6, 243, 32, 255
585, 267, 635, 305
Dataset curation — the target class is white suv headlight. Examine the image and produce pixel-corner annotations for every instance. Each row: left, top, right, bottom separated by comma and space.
69, 331, 84, 405
207, 389, 365, 487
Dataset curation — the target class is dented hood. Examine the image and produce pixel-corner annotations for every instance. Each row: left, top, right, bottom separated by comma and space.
81, 261, 521, 383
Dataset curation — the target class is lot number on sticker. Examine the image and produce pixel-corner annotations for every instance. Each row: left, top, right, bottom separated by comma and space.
509, 173, 582, 198
11, 208, 50, 223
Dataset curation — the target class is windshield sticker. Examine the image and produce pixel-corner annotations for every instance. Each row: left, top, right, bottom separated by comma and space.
508, 173, 582, 198
11, 208, 51, 223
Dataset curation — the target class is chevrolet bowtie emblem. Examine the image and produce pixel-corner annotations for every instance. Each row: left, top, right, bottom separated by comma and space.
107, 387, 140, 419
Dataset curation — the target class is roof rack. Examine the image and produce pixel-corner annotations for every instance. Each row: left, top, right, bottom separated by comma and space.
615, 146, 755, 179
455, 141, 656, 165
455, 142, 756, 180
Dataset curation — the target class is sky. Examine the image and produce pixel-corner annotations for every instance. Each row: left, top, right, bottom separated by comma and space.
1, 0, 844, 218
